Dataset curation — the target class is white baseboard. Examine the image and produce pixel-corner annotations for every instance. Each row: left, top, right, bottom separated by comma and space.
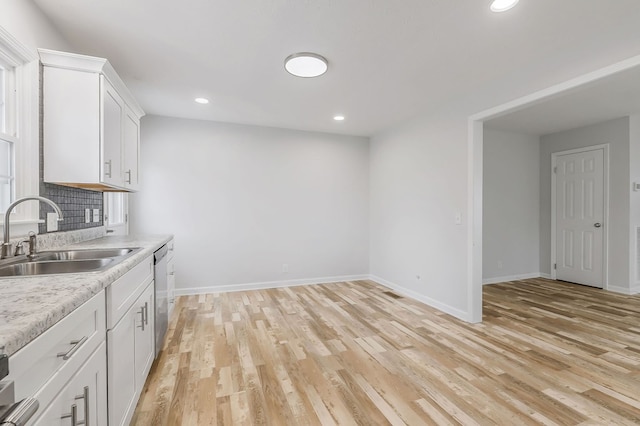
482, 272, 545, 285
369, 275, 470, 322
174, 274, 370, 296
540, 273, 552, 279
607, 284, 640, 295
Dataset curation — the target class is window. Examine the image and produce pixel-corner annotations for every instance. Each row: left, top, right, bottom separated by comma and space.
104, 192, 129, 235
0, 26, 40, 234
0, 58, 17, 213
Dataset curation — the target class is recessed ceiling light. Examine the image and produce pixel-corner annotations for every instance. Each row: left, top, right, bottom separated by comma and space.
284, 53, 328, 78
333, 115, 345, 121
195, 97, 209, 104
490, 0, 519, 12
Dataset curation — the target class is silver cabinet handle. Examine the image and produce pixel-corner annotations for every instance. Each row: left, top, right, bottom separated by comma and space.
74, 386, 90, 426
144, 301, 149, 326
57, 336, 88, 361
138, 306, 145, 331
104, 160, 112, 178
594, 223, 602, 228
2, 398, 39, 426
125, 169, 132, 184
61, 403, 77, 425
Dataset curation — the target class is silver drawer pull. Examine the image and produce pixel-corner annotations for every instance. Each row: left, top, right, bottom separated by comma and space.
74, 386, 90, 426
57, 336, 88, 360
144, 301, 149, 326
2, 398, 39, 426
125, 169, 132, 184
61, 403, 77, 425
137, 306, 145, 331
104, 160, 112, 178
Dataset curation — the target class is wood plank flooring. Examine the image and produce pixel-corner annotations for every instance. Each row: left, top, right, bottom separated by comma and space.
131, 278, 640, 425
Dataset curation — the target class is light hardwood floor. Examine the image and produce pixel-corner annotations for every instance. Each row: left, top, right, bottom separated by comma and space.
131, 278, 640, 425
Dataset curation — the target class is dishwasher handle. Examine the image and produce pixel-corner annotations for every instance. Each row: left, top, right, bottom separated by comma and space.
0, 398, 39, 426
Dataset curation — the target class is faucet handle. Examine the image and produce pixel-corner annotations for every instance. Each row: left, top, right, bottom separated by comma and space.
28, 232, 37, 257
14, 240, 28, 256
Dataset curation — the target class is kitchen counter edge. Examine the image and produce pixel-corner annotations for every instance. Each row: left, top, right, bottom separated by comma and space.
0, 234, 173, 358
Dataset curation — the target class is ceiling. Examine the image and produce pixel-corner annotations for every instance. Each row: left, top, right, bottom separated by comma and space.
32, 0, 640, 137
485, 65, 640, 136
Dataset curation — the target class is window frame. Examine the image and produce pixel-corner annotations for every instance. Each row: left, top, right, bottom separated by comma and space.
0, 26, 40, 236
104, 192, 129, 235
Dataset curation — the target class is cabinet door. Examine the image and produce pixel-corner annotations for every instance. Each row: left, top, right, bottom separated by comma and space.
32, 342, 107, 426
134, 282, 155, 391
107, 307, 136, 426
101, 77, 124, 187
122, 106, 140, 191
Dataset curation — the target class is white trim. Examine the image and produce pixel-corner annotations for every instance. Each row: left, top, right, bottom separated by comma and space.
0, 27, 40, 223
468, 120, 483, 323
550, 144, 609, 289
174, 274, 370, 296
607, 284, 640, 295
469, 54, 640, 123
540, 273, 552, 279
468, 53, 640, 324
371, 275, 470, 322
482, 273, 544, 285
0, 26, 37, 64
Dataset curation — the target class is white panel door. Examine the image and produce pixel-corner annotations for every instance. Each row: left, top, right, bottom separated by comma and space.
555, 148, 604, 288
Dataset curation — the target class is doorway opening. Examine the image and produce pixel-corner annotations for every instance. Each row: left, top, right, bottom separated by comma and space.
468, 54, 640, 322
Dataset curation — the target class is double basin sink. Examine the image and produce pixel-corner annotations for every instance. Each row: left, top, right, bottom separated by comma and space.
0, 247, 142, 277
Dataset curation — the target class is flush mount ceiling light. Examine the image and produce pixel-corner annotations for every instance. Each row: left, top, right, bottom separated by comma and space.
490, 0, 519, 12
333, 115, 345, 121
194, 97, 209, 104
284, 52, 328, 78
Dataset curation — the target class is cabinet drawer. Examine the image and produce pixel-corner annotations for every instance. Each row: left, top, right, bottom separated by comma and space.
107, 255, 153, 329
8, 291, 106, 403
31, 342, 107, 426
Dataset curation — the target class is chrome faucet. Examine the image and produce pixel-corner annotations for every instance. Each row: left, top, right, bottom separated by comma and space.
1, 196, 64, 259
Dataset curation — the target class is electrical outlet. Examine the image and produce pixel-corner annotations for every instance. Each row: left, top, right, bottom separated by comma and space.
92, 209, 100, 222
282, 264, 289, 273
455, 212, 462, 225
85, 209, 91, 223
47, 212, 59, 232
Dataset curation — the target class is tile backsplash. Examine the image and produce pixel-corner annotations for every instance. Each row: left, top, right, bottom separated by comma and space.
38, 183, 103, 233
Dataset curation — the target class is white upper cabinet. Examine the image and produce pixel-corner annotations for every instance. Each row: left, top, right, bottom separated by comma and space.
39, 49, 144, 192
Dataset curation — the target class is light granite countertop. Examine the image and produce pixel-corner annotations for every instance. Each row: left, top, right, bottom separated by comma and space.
0, 234, 172, 358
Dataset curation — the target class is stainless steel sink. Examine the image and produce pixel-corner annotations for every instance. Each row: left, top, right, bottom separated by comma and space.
0, 259, 114, 277
36, 248, 136, 261
0, 247, 141, 277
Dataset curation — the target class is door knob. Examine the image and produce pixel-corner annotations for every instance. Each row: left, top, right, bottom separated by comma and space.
594, 223, 602, 228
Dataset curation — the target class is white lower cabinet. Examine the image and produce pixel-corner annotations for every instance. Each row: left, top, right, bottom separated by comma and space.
134, 284, 155, 389
33, 342, 107, 426
106, 255, 155, 426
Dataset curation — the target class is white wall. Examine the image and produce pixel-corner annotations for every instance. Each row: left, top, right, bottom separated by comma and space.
0, 0, 70, 52
630, 115, 640, 293
539, 117, 630, 291
482, 129, 540, 283
130, 116, 370, 293
369, 111, 470, 318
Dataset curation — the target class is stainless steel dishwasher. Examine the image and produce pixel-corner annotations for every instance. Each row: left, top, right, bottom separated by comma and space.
153, 244, 169, 357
